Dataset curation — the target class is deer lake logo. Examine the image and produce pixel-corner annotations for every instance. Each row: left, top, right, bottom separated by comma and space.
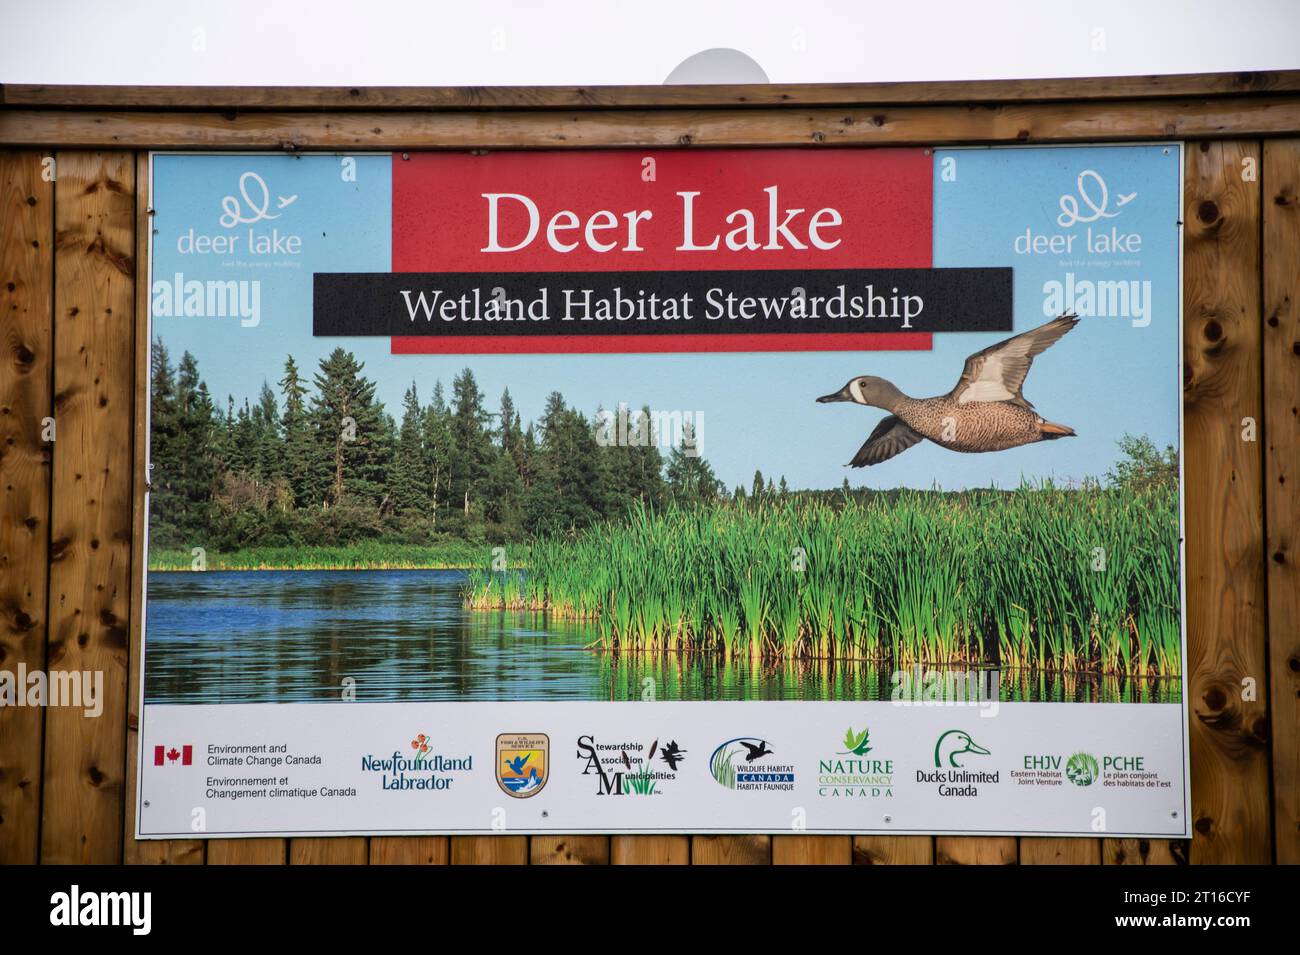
916, 730, 998, 797
360, 733, 472, 792
497, 733, 549, 798
575, 735, 685, 796
817, 726, 894, 798
709, 737, 795, 792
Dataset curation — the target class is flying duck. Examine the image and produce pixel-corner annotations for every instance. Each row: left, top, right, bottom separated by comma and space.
817, 314, 1079, 467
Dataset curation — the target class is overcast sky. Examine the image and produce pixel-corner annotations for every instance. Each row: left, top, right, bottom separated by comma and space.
3, 0, 1297, 86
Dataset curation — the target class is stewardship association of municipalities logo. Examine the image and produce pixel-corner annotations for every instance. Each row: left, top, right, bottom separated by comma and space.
497, 733, 549, 797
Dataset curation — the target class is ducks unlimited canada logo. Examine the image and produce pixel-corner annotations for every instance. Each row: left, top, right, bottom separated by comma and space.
360, 733, 472, 792
497, 733, 549, 798
709, 738, 795, 792
817, 726, 894, 798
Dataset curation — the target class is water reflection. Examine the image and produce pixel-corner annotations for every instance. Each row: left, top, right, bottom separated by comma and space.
144, 569, 1180, 704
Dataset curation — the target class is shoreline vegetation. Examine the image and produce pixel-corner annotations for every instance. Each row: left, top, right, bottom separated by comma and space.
149, 542, 504, 572
463, 482, 1181, 677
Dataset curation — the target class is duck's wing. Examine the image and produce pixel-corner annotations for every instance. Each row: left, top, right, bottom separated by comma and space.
849, 416, 923, 467
950, 313, 1079, 409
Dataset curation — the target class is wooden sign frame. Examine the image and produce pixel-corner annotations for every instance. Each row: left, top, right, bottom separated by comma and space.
0, 70, 1294, 865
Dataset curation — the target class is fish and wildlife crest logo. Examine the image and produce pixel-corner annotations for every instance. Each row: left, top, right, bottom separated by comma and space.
710, 737, 795, 792
576, 735, 685, 795
497, 733, 549, 798
1065, 751, 1101, 787
817, 726, 894, 798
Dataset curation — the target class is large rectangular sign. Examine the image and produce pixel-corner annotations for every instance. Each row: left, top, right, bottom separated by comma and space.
140, 145, 1188, 838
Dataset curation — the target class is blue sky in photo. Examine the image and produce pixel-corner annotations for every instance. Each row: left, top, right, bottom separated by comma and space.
150, 145, 1180, 492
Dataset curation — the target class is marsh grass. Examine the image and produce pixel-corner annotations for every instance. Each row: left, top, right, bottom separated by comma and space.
150, 541, 511, 572
463, 481, 1180, 676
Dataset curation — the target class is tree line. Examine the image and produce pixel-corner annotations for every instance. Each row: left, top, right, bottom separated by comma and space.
148, 342, 753, 551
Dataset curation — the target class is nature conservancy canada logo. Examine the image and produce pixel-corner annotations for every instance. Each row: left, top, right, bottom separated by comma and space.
361, 733, 472, 792
817, 726, 894, 798
709, 737, 795, 792
575, 735, 684, 796
497, 733, 549, 797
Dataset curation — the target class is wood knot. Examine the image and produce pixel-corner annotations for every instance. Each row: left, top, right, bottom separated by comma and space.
1196, 200, 1220, 224
1203, 319, 1222, 342
87, 765, 105, 786
678, 134, 694, 146
1203, 685, 1227, 710
1252, 716, 1268, 741
1288, 656, 1300, 672
1194, 816, 1213, 835
811, 131, 825, 143
14, 342, 36, 365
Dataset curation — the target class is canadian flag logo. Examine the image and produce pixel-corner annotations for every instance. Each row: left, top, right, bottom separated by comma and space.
154, 744, 193, 766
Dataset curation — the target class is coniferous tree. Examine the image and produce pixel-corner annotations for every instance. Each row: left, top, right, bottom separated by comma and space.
666, 420, 723, 506
279, 356, 315, 507
392, 383, 428, 514
310, 348, 385, 506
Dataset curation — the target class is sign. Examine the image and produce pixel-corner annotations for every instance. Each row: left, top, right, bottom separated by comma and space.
138, 144, 1188, 838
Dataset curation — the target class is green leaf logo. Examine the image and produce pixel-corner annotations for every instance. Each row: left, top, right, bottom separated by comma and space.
840, 726, 871, 756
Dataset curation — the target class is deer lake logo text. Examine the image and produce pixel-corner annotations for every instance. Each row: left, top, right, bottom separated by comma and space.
817, 726, 894, 798
709, 737, 795, 792
575, 735, 684, 795
362, 734, 472, 792
497, 733, 549, 798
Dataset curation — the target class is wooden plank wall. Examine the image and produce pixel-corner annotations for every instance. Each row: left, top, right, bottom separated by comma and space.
0, 139, 1291, 865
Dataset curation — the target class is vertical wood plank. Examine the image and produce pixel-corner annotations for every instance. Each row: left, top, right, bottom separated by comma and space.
369, 836, 449, 865
449, 835, 528, 864
1182, 140, 1271, 864
1262, 137, 1300, 865
852, 836, 935, 865
689, 835, 770, 864
123, 152, 201, 865
289, 837, 368, 864
772, 835, 852, 864
208, 838, 287, 864
531, 835, 610, 865
1020, 837, 1101, 864
40, 151, 134, 864
936, 837, 1017, 865
0, 149, 52, 865
611, 835, 688, 864
1102, 838, 1186, 865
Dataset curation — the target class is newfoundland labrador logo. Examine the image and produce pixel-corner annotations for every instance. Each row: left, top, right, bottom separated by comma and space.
361, 733, 471, 792
818, 726, 894, 798
709, 737, 795, 792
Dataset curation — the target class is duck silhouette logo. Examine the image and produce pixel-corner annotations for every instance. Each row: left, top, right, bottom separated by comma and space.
496, 733, 549, 798
818, 313, 1079, 467
934, 730, 991, 768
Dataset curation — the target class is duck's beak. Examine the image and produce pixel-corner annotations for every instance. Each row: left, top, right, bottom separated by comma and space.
966, 740, 991, 756
817, 386, 852, 403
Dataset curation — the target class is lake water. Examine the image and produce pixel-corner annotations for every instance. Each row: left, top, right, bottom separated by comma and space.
144, 569, 1180, 704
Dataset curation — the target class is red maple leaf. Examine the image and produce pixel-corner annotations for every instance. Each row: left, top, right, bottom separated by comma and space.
167, 747, 181, 762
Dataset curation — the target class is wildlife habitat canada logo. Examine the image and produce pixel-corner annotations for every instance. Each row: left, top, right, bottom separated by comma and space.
575, 735, 686, 796
709, 737, 795, 792
817, 726, 894, 798
497, 733, 549, 798
360, 732, 472, 792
